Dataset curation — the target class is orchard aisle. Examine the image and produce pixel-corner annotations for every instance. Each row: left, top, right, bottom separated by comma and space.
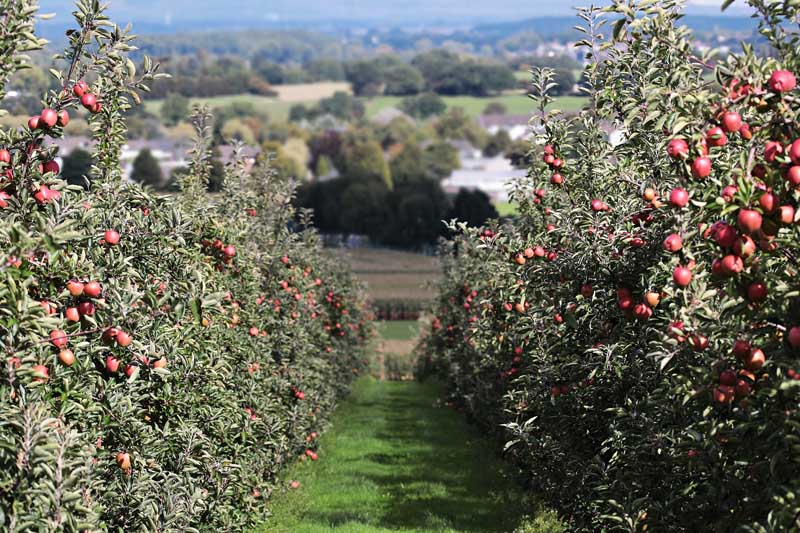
258, 377, 562, 533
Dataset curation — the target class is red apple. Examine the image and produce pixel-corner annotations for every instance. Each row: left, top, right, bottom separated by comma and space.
58, 349, 75, 366
691, 157, 712, 178
721, 112, 742, 133
65, 307, 80, 322
737, 209, 762, 234
83, 281, 102, 298
765, 140, 784, 163
57, 110, 69, 127
72, 81, 88, 97
669, 188, 689, 208
104, 229, 120, 245
105, 355, 120, 373
673, 266, 692, 287
33, 364, 49, 382
788, 327, 800, 349
758, 192, 780, 214
81, 93, 97, 110
720, 254, 744, 276
733, 235, 756, 258
49, 330, 68, 349
66, 280, 84, 297
719, 369, 737, 386
745, 348, 766, 371
40, 108, 58, 128
769, 69, 796, 92
733, 340, 751, 359
663, 233, 683, 252
789, 138, 800, 165
77, 301, 95, 316
778, 205, 795, 225
705, 127, 727, 147
667, 138, 689, 159
115, 331, 132, 347
747, 281, 768, 302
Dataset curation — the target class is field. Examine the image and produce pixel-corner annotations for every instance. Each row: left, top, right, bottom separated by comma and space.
495, 201, 520, 216
143, 83, 587, 123
331, 248, 441, 303
363, 94, 587, 119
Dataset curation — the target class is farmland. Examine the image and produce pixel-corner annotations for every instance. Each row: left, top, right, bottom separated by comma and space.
143, 85, 587, 122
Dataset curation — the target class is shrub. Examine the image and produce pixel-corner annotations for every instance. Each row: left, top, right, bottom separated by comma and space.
0, 2, 370, 531
419, 2, 800, 531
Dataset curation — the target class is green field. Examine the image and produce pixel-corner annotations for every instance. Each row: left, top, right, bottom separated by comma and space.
259, 378, 563, 533
144, 90, 587, 123
364, 94, 586, 119
495, 201, 520, 217
377, 320, 420, 341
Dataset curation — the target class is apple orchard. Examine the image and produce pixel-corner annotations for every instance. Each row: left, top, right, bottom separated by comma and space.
419, 1, 800, 531
0, 1, 370, 531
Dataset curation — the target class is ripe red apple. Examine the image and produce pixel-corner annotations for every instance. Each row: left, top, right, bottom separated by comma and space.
580, 284, 593, 298
115, 331, 132, 347
667, 138, 689, 159
673, 266, 692, 287
289, 480, 301, 489
40, 108, 58, 128
116, 451, 131, 472
65, 307, 80, 322
734, 379, 752, 398
27, 116, 40, 130
550, 173, 563, 185
590, 199, 604, 212
721, 112, 742, 133
747, 281, 768, 302
58, 349, 75, 366
663, 233, 683, 252
633, 303, 652, 321
0, 191, 10, 209
249, 327, 259, 336
769, 69, 796, 92
83, 281, 102, 298
778, 205, 795, 225
77, 301, 95, 316
713, 385, 734, 405
645, 292, 660, 307
737, 209, 762, 234
43, 160, 60, 175
732, 340, 751, 359
669, 188, 689, 208
712, 222, 737, 248
104, 229, 120, 245
66, 280, 84, 297
49, 330, 68, 349
153, 357, 167, 369
745, 348, 766, 371
733, 235, 756, 258
721, 185, 738, 202
705, 127, 727, 147
788, 327, 800, 349
691, 157, 712, 178
72, 81, 88, 97
81, 93, 97, 110
33, 364, 49, 382
758, 192, 780, 214
223, 245, 236, 257
690, 334, 708, 352
790, 138, 800, 165
105, 355, 120, 373
719, 369, 737, 386
57, 110, 69, 127
720, 254, 744, 276
765, 140, 784, 163
0, 149, 9, 163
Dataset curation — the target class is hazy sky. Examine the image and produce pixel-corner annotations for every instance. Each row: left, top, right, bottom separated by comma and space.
37, 0, 754, 26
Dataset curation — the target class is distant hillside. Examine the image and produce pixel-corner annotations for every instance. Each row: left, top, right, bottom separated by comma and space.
473, 14, 757, 38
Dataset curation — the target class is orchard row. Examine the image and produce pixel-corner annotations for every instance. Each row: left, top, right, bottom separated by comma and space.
420, 3, 800, 531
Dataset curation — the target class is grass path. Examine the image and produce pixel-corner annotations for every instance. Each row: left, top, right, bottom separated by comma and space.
258, 378, 563, 533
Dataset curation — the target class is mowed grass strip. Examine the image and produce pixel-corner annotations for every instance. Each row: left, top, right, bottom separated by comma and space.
258, 378, 564, 533
377, 320, 420, 341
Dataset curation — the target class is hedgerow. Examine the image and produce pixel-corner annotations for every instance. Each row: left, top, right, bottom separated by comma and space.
419, 1, 800, 530
0, 2, 370, 531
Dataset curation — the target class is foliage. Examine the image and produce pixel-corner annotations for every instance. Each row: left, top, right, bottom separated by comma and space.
130, 148, 165, 189
160, 92, 190, 125
419, 1, 800, 531
60, 148, 94, 189
400, 92, 446, 119
448, 188, 498, 227
0, 2, 371, 531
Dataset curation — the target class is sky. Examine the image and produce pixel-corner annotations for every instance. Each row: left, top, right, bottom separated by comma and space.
37, 0, 754, 27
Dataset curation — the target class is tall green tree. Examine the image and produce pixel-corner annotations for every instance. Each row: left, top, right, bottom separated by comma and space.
61, 148, 94, 188
130, 148, 164, 189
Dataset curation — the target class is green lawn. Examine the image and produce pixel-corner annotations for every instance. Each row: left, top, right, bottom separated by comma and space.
145, 94, 298, 122
258, 378, 563, 533
377, 320, 420, 341
495, 201, 520, 217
